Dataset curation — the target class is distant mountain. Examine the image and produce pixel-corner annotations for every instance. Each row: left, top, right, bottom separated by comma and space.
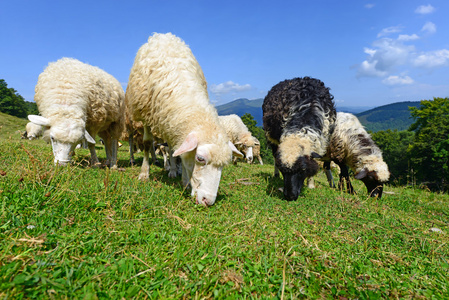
216, 98, 264, 126
356, 101, 420, 132
215, 98, 421, 132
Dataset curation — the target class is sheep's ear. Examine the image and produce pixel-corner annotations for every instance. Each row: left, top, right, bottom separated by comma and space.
311, 152, 322, 159
173, 132, 198, 156
229, 141, 244, 158
84, 130, 96, 144
355, 168, 368, 180
28, 115, 50, 126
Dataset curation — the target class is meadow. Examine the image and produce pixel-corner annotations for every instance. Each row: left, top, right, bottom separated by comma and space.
0, 114, 448, 299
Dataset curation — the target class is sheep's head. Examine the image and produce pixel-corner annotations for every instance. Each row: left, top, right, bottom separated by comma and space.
275, 134, 322, 200
355, 163, 390, 198
173, 131, 243, 206
235, 135, 259, 163
28, 115, 96, 166
276, 153, 320, 201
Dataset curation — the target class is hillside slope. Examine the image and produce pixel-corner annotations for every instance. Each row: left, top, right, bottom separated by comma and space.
0, 112, 28, 138
356, 101, 420, 132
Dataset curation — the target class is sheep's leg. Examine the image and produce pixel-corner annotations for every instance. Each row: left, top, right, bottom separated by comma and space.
161, 146, 171, 171
307, 177, 315, 189
143, 126, 158, 165
338, 164, 355, 194
138, 140, 151, 180
168, 148, 178, 178
109, 138, 118, 169
258, 155, 264, 165
323, 161, 335, 188
129, 133, 135, 166
88, 142, 100, 168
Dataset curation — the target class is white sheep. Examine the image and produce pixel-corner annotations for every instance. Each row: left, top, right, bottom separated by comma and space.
252, 139, 264, 165
218, 114, 259, 163
28, 57, 125, 168
125, 33, 242, 206
321, 112, 390, 197
23, 122, 43, 140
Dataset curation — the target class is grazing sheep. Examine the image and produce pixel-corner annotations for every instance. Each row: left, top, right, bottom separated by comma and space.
263, 77, 336, 201
28, 57, 125, 168
252, 139, 264, 165
218, 114, 259, 163
322, 112, 390, 198
125, 33, 242, 206
24, 122, 43, 140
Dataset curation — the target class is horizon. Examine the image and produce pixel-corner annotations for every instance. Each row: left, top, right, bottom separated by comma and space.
1, 1, 448, 108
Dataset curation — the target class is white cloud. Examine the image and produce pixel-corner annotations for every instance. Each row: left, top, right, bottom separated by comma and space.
358, 38, 415, 78
413, 49, 449, 68
210, 81, 251, 95
358, 60, 388, 77
382, 75, 414, 86
415, 4, 435, 14
377, 26, 403, 38
421, 21, 436, 34
365, 3, 375, 9
398, 34, 420, 41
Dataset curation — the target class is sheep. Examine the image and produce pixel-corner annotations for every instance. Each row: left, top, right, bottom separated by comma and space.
24, 122, 43, 140
321, 112, 390, 198
125, 33, 242, 206
251, 139, 263, 165
218, 114, 259, 163
262, 77, 336, 201
28, 57, 125, 168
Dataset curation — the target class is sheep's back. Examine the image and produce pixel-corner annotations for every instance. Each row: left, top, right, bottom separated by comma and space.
125, 33, 215, 146
263, 77, 336, 145
35, 58, 124, 135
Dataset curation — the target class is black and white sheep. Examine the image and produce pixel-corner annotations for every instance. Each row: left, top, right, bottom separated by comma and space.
262, 77, 336, 201
322, 112, 390, 198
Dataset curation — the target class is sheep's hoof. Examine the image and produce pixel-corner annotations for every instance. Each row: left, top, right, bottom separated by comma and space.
168, 170, 178, 178
138, 173, 149, 181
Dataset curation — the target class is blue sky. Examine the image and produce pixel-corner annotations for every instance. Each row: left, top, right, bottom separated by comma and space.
1, 0, 449, 108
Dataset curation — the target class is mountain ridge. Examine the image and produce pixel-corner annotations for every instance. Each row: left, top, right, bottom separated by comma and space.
215, 98, 421, 131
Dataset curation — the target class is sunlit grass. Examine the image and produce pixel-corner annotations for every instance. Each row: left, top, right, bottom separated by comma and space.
0, 133, 448, 299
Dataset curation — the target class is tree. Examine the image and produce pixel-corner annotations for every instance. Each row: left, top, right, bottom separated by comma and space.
240, 113, 273, 164
371, 129, 414, 185
408, 98, 449, 190
0, 79, 28, 118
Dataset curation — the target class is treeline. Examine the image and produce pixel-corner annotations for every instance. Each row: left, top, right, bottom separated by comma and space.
0, 79, 38, 118
368, 97, 448, 191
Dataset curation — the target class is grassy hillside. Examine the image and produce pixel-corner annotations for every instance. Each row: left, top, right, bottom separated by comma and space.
356, 101, 420, 132
0, 121, 448, 298
0, 112, 28, 138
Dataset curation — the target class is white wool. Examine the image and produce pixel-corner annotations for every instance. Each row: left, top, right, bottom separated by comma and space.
125, 33, 238, 206
125, 33, 231, 164
32, 57, 125, 167
25, 122, 43, 140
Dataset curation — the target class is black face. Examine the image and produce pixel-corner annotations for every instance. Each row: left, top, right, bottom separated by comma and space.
357, 171, 384, 198
281, 171, 305, 201
276, 155, 319, 201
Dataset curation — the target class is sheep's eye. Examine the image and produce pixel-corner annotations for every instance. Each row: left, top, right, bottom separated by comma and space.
196, 155, 206, 164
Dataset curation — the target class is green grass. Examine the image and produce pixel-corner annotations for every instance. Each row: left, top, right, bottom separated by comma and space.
1, 116, 448, 299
